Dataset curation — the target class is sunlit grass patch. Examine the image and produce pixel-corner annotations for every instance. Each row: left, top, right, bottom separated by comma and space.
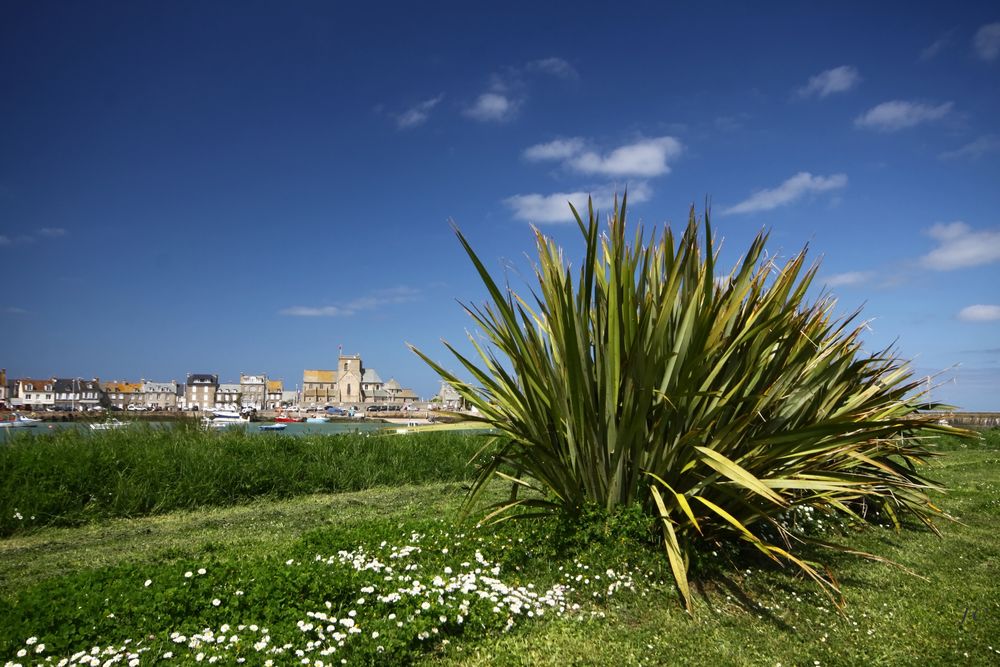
1, 516, 666, 665
0, 428, 483, 536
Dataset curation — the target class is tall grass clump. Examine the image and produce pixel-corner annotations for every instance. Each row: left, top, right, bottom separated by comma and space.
412, 195, 971, 611
0, 426, 481, 536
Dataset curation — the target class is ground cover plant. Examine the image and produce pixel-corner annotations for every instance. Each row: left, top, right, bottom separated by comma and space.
0, 427, 482, 536
1, 435, 998, 666
412, 197, 970, 611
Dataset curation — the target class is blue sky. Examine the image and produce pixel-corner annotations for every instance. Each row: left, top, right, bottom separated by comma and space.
2, 1, 998, 410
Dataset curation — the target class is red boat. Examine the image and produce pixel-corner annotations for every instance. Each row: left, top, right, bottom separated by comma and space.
274, 415, 301, 423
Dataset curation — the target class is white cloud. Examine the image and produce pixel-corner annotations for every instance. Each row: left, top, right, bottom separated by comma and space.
464, 93, 517, 122
523, 138, 586, 161
722, 172, 848, 215
569, 137, 683, 177
396, 95, 444, 129
920, 30, 955, 61
797, 66, 861, 98
958, 304, 1000, 322
522, 136, 682, 178
921, 222, 1000, 270
505, 182, 651, 224
38, 227, 67, 238
974, 22, 1000, 61
854, 100, 953, 131
280, 287, 420, 317
939, 135, 1000, 160
0, 235, 10, 246
526, 57, 578, 79
824, 271, 873, 287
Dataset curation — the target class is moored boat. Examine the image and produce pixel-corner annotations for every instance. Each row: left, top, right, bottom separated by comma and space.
305, 416, 329, 423
274, 415, 301, 423
259, 423, 286, 431
1, 413, 40, 428
89, 419, 129, 431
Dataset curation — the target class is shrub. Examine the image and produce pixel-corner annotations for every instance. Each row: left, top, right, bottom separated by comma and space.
412, 196, 972, 612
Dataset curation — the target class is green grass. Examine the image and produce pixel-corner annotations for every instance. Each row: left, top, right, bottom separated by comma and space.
0, 427, 484, 536
1, 431, 998, 665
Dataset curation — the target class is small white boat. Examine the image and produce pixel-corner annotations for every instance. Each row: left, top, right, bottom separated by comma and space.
258, 423, 286, 431
1, 413, 40, 428
305, 416, 329, 423
89, 419, 129, 431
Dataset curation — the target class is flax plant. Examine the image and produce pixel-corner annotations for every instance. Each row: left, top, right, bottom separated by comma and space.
412, 196, 967, 612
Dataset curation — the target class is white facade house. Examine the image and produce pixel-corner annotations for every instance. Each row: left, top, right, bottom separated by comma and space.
15, 378, 56, 410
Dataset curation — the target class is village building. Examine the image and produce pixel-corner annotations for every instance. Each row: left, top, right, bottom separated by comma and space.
267, 380, 283, 409
185, 373, 218, 410
301, 369, 337, 407
53, 378, 102, 411
435, 381, 466, 411
215, 383, 241, 409
239, 374, 267, 410
101, 381, 141, 410
0, 369, 7, 408
14, 378, 56, 410
140, 380, 179, 411
301, 354, 417, 407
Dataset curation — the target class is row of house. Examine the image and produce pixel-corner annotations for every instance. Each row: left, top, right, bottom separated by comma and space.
1, 355, 423, 412
1, 369, 287, 412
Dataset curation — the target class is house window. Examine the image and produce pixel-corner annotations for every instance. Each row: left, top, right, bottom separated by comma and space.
347, 384, 352, 395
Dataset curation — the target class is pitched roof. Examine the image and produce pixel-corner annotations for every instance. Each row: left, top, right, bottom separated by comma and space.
384, 378, 401, 390
187, 374, 219, 386
19, 378, 55, 386
267, 380, 283, 392
303, 369, 336, 383
362, 369, 383, 384
101, 381, 141, 393
54, 378, 100, 392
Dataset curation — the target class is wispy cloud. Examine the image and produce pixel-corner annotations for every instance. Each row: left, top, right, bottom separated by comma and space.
464, 92, 518, 123
280, 287, 420, 317
921, 222, 1000, 270
523, 137, 586, 161
824, 271, 874, 287
939, 134, 1000, 160
722, 172, 847, 215
796, 65, 860, 98
919, 30, 955, 61
525, 57, 578, 79
974, 22, 1000, 61
0, 228, 68, 246
854, 100, 953, 131
958, 304, 1000, 322
523, 136, 683, 178
464, 56, 578, 125
505, 182, 651, 224
3, 306, 27, 315
396, 95, 444, 129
